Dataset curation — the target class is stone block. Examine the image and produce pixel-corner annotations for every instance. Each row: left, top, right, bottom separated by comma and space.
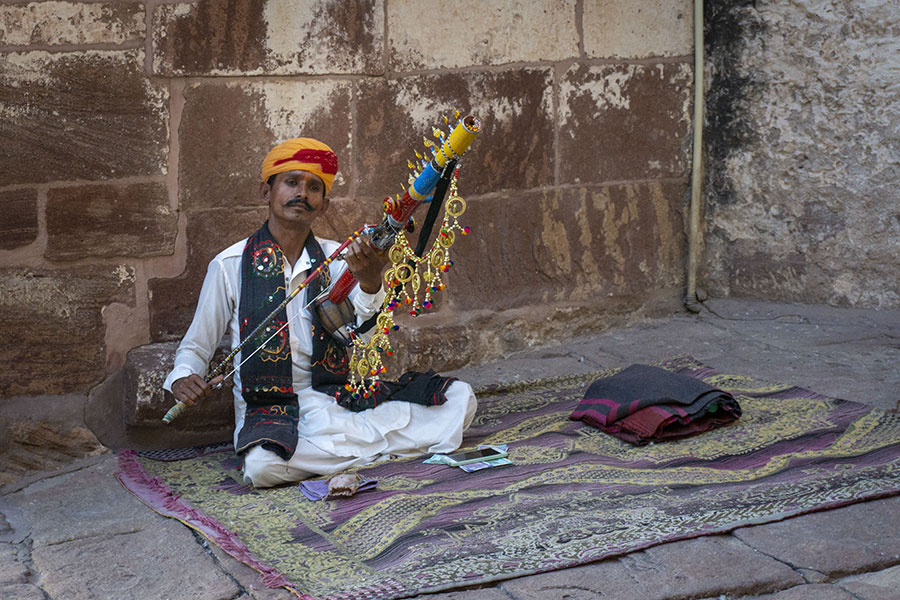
388, 0, 577, 70
0, 50, 168, 187
500, 535, 802, 600
357, 69, 554, 197
702, 1, 900, 310
733, 496, 900, 577
0, 1, 144, 46
315, 195, 386, 243
148, 207, 266, 341
45, 183, 176, 261
123, 342, 177, 427
0, 265, 134, 396
707, 210, 900, 309
444, 183, 687, 312
153, 0, 384, 76
559, 62, 693, 184
724, 246, 812, 302
386, 289, 678, 376
177, 80, 353, 211
583, 0, 693, 59
0, 189, 38, 250
122, 342, 234, 430
385, 312, 490, 375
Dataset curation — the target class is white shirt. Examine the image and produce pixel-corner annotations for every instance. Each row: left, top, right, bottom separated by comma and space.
163, 236, 389, 449
164, 234, 477, 469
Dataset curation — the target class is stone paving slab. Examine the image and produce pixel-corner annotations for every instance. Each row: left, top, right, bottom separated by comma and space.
0, 544, 27, 585
726, 584, 854, 599
207, 543, 295, 600
838, 565, 900, 600
453, 298, 900, 411
499, 536, 803, 600
733, 496, 900, 577
694, 299, 900, 411
448, 344, 604, 392
693, 314, 900, 412
5, 454, 156, 547
4, 454, 242, 600
0, 583, 46, 600
446, 316, 732, 389
31, 524, 240, 600
564, 316, 738, 370
408, 589, 512, 600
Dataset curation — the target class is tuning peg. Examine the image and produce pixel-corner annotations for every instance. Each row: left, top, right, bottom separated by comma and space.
423, 137, 434, 148
454, 109, 461, 120
407, 159, 415, 169
415, 150, 422, 159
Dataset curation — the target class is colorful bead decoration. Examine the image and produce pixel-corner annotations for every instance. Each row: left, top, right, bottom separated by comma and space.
251, 245, 280, 278
344, 164, 471, 396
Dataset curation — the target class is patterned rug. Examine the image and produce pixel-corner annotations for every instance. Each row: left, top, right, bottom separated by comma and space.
117, 356, 900, 600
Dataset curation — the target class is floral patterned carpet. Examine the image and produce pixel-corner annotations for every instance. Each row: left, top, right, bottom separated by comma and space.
117, 356, 900, 600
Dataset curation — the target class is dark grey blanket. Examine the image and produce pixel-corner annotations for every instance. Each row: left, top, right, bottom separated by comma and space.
569, 364, 741, 444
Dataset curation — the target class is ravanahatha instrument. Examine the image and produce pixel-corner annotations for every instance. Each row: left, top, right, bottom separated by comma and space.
163, 112, 481, 423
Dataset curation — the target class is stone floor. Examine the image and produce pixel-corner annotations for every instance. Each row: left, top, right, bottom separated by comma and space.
2, 298, 899, 600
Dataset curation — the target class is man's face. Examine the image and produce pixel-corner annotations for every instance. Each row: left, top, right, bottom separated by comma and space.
263, 169, 329, 227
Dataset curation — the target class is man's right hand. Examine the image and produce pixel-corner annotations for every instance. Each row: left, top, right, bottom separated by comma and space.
171, 373, 224, 406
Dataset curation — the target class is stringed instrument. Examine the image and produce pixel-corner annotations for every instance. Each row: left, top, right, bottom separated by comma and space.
163, 113, 480, 423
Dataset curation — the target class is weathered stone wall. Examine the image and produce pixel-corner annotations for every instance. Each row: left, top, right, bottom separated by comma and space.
703, 0, 900, 308
0, 0, 694, 449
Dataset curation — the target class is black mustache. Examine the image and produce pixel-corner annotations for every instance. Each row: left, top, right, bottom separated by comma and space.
285, 197, 313, 210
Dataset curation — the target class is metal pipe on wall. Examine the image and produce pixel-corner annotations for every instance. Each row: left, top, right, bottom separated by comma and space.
685, 0, 706, 313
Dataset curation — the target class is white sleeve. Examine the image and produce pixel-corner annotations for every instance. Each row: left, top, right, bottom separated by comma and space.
350, 285, 386, 325
163, 258, 234, 391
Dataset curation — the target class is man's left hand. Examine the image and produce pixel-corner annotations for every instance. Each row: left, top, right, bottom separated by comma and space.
344, 236, 389, 294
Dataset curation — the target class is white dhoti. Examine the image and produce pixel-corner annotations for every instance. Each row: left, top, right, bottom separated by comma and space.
241, 380, 477, 488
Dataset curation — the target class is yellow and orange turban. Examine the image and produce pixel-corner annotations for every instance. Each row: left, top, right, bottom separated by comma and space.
260, 138, 338, 194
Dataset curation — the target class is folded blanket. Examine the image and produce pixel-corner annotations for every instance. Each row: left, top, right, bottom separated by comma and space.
569, 364, 741, 445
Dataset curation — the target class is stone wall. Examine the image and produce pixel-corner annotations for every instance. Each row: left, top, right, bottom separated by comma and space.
0, 0, 694, 450
703, 0, 900, 308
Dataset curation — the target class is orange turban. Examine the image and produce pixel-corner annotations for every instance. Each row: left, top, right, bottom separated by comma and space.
260, 138, 338, 194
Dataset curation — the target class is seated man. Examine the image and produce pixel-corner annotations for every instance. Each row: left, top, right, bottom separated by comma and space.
163, 137, 477, 488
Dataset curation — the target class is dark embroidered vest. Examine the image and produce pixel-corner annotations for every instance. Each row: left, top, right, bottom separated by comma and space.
235, 223, 454, 460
